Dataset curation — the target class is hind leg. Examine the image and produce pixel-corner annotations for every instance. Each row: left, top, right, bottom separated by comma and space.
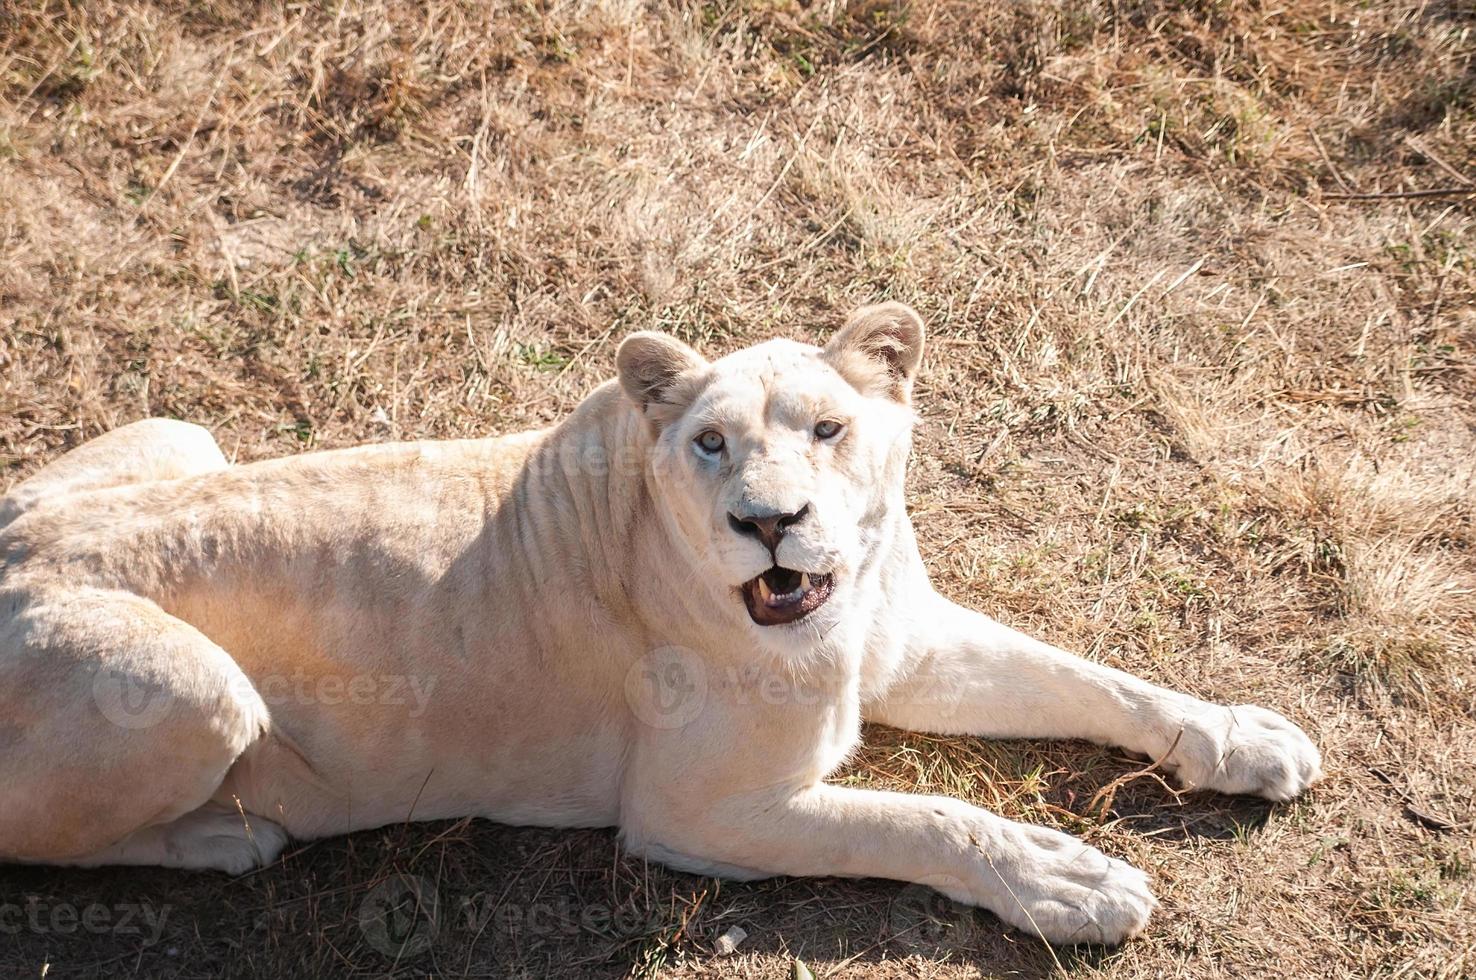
1, 418, 226, 528
61, 802, 289, 875
0, 586, 276, 871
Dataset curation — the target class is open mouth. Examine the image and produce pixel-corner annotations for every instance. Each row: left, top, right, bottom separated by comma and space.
740, 566, 835, 626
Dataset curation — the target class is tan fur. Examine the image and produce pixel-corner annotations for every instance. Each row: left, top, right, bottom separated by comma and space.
0, 305, 1321, 945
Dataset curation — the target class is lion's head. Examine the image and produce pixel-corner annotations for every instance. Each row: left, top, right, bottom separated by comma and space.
616, 303, 924, 647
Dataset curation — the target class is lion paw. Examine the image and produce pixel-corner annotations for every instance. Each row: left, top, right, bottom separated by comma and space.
976, 824, 1157, 946
1170, 703, 1323, 801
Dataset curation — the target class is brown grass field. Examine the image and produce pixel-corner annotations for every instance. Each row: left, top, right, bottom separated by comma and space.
2, 0, 1474, 976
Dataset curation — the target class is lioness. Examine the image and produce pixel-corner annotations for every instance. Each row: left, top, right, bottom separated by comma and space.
0, 303, 1321, 945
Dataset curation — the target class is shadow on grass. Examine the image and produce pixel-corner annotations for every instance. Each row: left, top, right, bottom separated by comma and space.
0, 739, 1283, 978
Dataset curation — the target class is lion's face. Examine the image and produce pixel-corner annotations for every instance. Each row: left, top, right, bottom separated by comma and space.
617, 304, 924, 648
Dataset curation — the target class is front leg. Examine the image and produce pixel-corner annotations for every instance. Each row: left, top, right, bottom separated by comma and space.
870, 592, 1322, 801
623, 780, 1156, 946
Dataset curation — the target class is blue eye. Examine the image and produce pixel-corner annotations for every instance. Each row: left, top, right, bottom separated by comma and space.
695, 430, 725, 454
814, 419, 844, 440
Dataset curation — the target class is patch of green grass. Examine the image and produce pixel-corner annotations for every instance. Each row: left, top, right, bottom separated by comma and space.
516, 343, 569, 372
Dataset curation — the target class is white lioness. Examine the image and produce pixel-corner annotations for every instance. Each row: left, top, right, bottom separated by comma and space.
0, 303, 1321, 945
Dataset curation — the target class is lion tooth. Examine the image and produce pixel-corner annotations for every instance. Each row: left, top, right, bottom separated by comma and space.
756, 576, 773, 603
800, 572, 811, 591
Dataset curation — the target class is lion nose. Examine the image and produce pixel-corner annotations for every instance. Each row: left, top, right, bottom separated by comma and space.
728, 504, 810, 556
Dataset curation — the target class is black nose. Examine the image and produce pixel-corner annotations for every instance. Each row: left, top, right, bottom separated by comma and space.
728, 504, 810, 556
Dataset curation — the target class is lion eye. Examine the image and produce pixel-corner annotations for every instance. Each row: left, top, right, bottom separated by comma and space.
814, 419, 844, 440
695, 430, 725, 455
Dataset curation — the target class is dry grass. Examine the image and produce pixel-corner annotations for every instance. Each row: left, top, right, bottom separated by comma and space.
2, 0, 1474, 976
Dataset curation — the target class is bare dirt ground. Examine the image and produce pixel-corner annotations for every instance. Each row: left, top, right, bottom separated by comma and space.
2, 1, 1474, 977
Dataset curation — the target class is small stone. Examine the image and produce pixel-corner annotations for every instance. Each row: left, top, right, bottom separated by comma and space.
713, 925, 747, 955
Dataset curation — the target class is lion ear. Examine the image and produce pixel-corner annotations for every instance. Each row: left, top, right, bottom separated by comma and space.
822, 302, 925, 401
616, 331, 707, 415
